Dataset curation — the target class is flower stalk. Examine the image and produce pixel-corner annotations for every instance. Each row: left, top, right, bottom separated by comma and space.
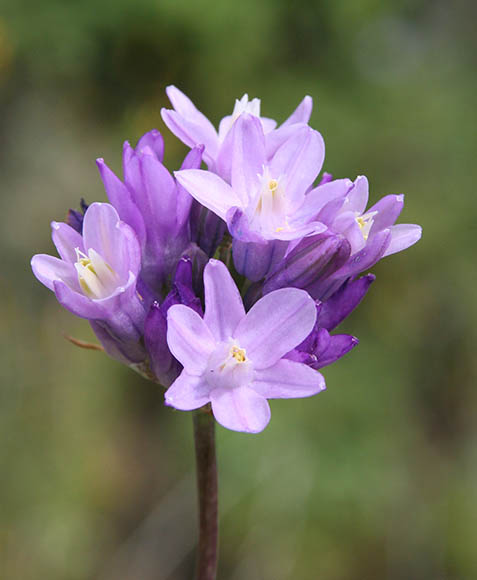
193, 407, 218, 580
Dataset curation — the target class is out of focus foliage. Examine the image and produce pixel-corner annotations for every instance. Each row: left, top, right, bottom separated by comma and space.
1, 1, 477, 579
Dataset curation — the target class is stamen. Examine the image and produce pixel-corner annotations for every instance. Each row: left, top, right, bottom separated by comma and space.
355, 211, 377, 241
268, 179, 279, 193
231, 346, 246, 363
74, 246, 118, 299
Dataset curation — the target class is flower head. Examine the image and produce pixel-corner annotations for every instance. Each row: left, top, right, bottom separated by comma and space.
165, 260, 325, 433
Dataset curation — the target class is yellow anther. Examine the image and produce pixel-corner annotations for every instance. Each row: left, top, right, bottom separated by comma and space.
79, 278, 94, 296
231, 346, 246, 363
78, 256, 97, 274
356, 216, 366, 229
268, 179, 279, 193
356, 215, 372, 240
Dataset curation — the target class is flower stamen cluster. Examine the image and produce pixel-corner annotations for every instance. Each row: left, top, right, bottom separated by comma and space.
74, 248, 119, 299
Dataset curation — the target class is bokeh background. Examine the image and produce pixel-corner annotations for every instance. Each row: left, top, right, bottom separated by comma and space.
1, 1, 477, 579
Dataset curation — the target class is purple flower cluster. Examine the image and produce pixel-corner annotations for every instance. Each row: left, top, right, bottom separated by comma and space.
32, 87, 421, 433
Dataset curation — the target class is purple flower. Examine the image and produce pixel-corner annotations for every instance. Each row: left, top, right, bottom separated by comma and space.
164, 259, 325, 433
31, 202, 146, 363
175, 114, 329, 280
176, 115, 325, 241
262, 175, 421, 299
96, 129, 204, 293
302, 175, 422, 299
161, 86, 313, 169
319, 175, 421, 258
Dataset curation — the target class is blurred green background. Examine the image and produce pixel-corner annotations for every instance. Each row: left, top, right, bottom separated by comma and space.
1, 1, 477, 578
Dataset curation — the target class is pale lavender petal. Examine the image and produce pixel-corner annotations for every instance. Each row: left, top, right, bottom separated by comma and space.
116, 222, 142, 279
281, 95, 313, 127
265, 122, 307, 160
135, 129, 164, 161
165, 372, 211, 411
270, 221, 327, 241
217, 115, 235, 143
210, 386, 271, 433
53, 280, 104, 319
122, 142, 142, 196
331, 211, 366, 254
51, 222, 84, 263
345, 175, 369, 214
270, 126, 325, 209
216, 114, 265, 190
203, 260, 245, 341
253, 358, 325, 398
139, 149, 177, 225
383, 224, 422, 257
96, 158, 146, 247
161, 109, 218, 166
229, 114, 266, 204
162, 87, 218, 162
31, 254, 78, 292
296, 178, 353, 223
175, 169, 242, 220
82, 203, 138, 280
261, 117, 277, 133
368, 194, 404, 233
167, 304, 215, 375
235, 288, 317, 368
165, 86, 217, 134
316, 197, 348, 226
180, 144, 205, 170
226, 208, 265, 244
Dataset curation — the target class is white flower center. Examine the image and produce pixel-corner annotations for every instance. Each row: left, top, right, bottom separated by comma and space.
218, 95, 262, 142
251, 168, 289, 235
231, 94, 261, 122
74, 248, 119, 299
355, 211, 378, 241
205, 339, 254, 390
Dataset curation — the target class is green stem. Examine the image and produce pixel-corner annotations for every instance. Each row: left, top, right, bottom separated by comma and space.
193, 408, 218, 580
